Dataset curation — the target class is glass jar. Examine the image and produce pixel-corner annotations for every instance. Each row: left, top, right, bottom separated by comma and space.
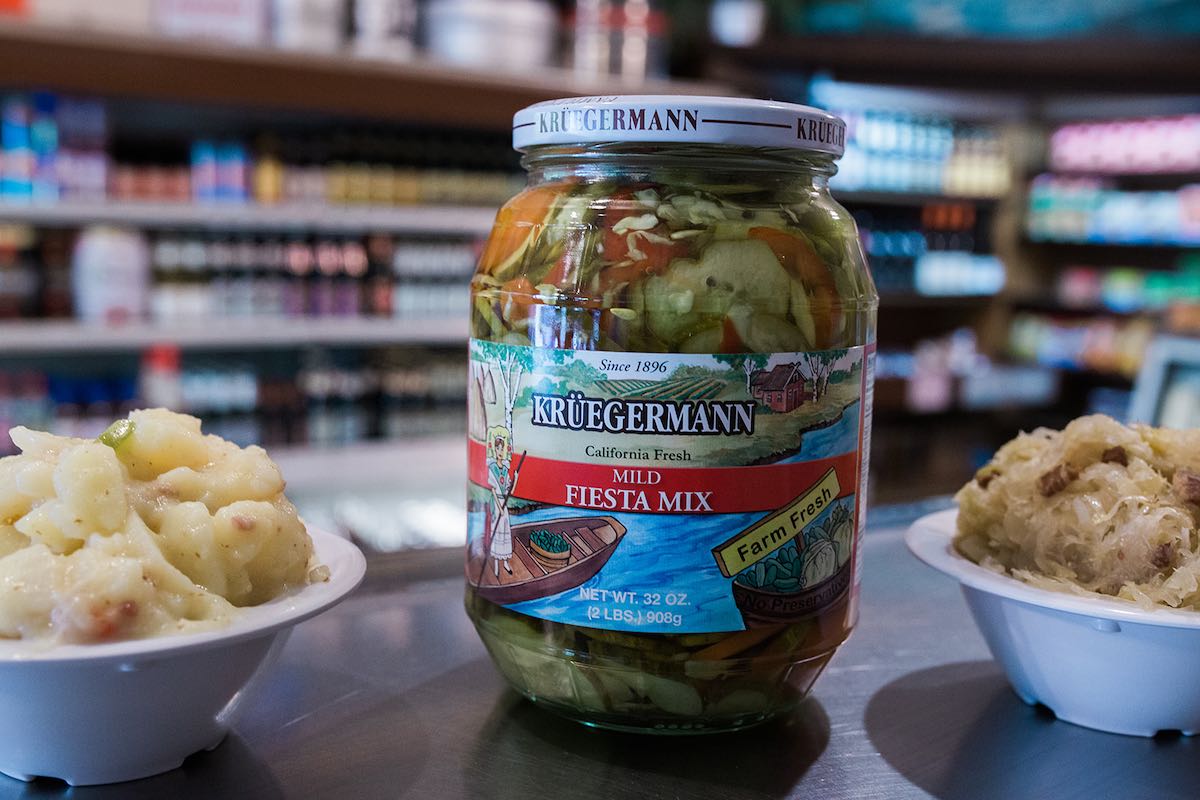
465, 96, 877, 733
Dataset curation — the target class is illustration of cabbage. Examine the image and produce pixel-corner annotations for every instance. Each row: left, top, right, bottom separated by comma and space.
734, 501, 854, 592
801, 538, 838, 586
831, 520, 853, 567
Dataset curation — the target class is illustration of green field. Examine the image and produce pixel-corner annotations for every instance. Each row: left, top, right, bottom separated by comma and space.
594, 376, 726, 401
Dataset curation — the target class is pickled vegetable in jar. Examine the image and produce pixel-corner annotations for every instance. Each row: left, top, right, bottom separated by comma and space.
466, 96, 877, 733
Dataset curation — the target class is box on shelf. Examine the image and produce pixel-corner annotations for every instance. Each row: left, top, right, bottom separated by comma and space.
1050, 116, 1200, 175
154, 0, 268, 46
31, 0, 154, 31
352, 0, 418, 60
424, 0, 558, 71
270, 0, 346, 53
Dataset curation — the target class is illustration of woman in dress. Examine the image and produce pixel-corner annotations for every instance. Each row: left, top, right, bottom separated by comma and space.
485, 425, 514, 576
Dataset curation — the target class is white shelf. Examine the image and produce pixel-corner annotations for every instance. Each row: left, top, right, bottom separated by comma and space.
0, 316, 468, 354
273, 436, 464, 493
276, 436, 467, 550
0, 201, 497, 236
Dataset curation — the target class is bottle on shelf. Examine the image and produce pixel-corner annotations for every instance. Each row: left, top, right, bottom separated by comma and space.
253, 134, 285, 206
1050, 115, 1200, 175
270, 0, 347, 54
1026, 174, 1200, 245
254, 237, 286, 317
140, 344, 183, 411
190, 140, 218, 203
1, 95, 34, 203
284, 236, 314, 318
150, 233, 179, 322
8, 185, 488, 327
300, 356, 337, 448
206, 234, 235, 317
70, 225, 150, 324
216, 142, 250, 203
177, 232, 210, 319
0, 224, 38, 319
6, 90, 524, 214
311, 237, 341, 317
338, 238, 367, 316
365, 232, 395, 317
828, 107, 1008, 198
353, 0, 418, 60
38, 229, 74, 318
853, 203, 1000, 296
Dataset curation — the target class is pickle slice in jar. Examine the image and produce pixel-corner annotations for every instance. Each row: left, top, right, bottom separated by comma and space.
642, 238, 790, 348
478, 185, 566, 281
747, 227, 844, 349
725, 305, 811, 352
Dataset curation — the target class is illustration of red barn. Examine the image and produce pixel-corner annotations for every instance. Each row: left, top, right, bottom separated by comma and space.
750, 363, 809, 412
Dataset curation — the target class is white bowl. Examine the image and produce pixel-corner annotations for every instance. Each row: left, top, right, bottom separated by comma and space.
0, 528, 366, 785
907, 509, 1200, 738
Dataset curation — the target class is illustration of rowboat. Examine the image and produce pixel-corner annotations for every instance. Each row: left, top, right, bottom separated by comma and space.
471, 515, 627, 605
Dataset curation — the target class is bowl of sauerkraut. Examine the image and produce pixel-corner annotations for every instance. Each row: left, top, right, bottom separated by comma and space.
907, 415, 1200, 737
0, 410, 366, 785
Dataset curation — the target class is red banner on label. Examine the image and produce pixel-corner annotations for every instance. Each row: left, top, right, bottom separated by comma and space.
469, 440, 857, 514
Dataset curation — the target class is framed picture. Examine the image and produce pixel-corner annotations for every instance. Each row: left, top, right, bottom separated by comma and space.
1129, 336, 1200, 428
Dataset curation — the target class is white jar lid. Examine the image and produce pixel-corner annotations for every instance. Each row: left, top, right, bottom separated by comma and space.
513, 95, 846, 157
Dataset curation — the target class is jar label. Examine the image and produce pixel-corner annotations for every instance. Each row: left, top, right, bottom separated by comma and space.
466, 339, 875, 633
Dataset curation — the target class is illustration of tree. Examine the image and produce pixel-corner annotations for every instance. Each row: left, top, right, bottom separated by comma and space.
555, 358, 609, 388
543, 347, 572, 366
468, 351, 499, 441
725, 353, 770, 392
469, 360, 496, 402
493, 347, 529, 433
798, 351, 843, 401
518, 376, 566, 405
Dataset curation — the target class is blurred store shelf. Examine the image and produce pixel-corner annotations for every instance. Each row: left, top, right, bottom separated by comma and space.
0, 200, 497, 235
712, 35, 1200, 93
834, 190, 1001, 206
1004, 295, 1165, 318
873, 365, 1060, 417
1026, 235, 1200, 250
1047, 170, 1200, 185
880, 293, 998, 308
0, 19, 729, 129
1003, 357, 1136, 384
0, 316, 468, 353
1019, 242, 1192, 272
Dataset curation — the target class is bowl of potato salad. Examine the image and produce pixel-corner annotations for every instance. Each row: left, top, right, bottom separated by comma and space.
0, 409, 366, 786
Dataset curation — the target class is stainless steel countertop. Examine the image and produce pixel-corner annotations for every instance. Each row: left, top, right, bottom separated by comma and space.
7, 522, 1200, 799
